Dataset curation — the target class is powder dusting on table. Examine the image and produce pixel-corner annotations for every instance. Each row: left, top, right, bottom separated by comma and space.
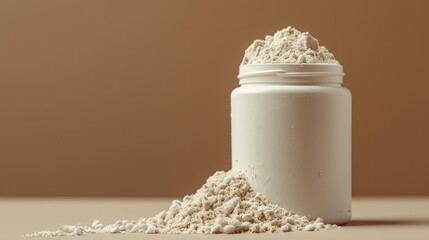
26, 170, 338, 236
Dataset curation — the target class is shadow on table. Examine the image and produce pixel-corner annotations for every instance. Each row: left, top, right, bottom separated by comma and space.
346, 219, 429, 227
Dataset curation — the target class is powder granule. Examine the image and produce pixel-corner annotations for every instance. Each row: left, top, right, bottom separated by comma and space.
26, 170, 338, 237
241, 26, 339, 65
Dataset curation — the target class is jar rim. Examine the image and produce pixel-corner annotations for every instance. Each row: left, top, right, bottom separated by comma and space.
238, 64, 344, 84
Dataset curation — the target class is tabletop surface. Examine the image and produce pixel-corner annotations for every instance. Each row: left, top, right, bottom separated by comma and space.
1, 197, 429, 240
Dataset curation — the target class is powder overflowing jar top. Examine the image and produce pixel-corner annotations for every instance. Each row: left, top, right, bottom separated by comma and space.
241, 26, 339, 65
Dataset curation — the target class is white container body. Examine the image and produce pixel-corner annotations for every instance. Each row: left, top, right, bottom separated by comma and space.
231, 64, 351, 224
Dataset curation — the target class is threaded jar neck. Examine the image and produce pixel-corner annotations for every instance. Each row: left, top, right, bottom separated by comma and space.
238, 64, 344, 86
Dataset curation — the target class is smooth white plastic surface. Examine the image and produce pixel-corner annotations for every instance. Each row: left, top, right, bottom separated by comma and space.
231, 64, 351, 224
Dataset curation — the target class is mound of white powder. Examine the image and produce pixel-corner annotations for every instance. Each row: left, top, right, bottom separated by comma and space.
27, 170, 338, 237
241, 26, 339, 65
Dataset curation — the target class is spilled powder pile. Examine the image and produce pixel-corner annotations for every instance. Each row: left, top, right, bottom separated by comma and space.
26, 170, 338, 237
241, 26, 339, 65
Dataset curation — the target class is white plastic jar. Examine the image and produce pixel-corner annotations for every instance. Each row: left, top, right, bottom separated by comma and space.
231, 64, 351, 224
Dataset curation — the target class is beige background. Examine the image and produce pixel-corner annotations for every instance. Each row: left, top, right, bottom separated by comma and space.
0, 0, 428, 197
